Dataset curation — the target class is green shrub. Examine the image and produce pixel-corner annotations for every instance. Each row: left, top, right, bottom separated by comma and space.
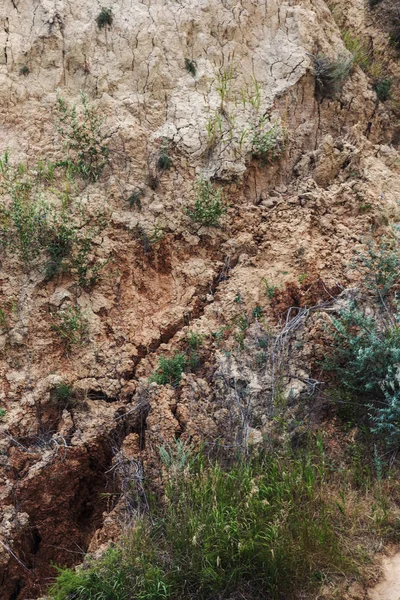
151, 353, 187, 386
96, 7, 113, 29
324, 306, 400, 399
312, 53, 353, 99
251, 118, 287, 163
370, 366, 400, 446
352, 237, 400, 301
185, 177, 226, 227
51, 306, 88, 351
19, 65, 30, 76
185, 58, 197, 76
323, 302, 400, 447
0, 407, 6, 419
55, 92, 110, 182
373, 78, 393, 102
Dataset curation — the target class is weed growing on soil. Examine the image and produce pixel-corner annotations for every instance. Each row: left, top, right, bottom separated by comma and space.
263, 278, 277, 299
96, 7, 113, 29
51, 306, 88, 351
48, 441, 356, 600
52, 383, 75, 408
185, 177, 226, 227
151, 353, 187, 386
185, 58, 197, 76
342, 31, 371, 71
373, 78, 393, 102
55, 92, 110, 182
127, 189, 144, 209
133, 223, 164, 253
312, 53, 353, 98
157, 139, 172, 171
19, 65, 30, 76
251, 118, 287, 163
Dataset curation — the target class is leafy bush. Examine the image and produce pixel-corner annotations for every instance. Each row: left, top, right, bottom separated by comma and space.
51, 306, 88, 351
151, 353, 187, 386
185, 177, 226, 227
352, 238, 400, 300
312, 53, 354, 99
324, 303, 400, 445
19, 65, 30, 76
0, 407, 6, 419
96, 7, 113, 29
55, 92, 110, 182
370, 366, 400, 446
324, 306, 400, 398
373, 78, 393, 102
49, 443, 349, 600
251, 118, 287, 163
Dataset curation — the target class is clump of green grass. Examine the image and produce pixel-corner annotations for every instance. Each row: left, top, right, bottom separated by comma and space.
96, 7, 113, 29
185, 177, 226, 227
51, 306, 88, 351
263, 277, 277, 299
151, 353, 187, 386
342, 31, 371, 72
19, 65, 30, 76
312, 53, 354, 99
0, 407, 6, 419
48, 441, 353, 600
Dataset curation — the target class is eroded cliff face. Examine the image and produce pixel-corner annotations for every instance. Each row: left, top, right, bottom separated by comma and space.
0, 0, 400, 598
